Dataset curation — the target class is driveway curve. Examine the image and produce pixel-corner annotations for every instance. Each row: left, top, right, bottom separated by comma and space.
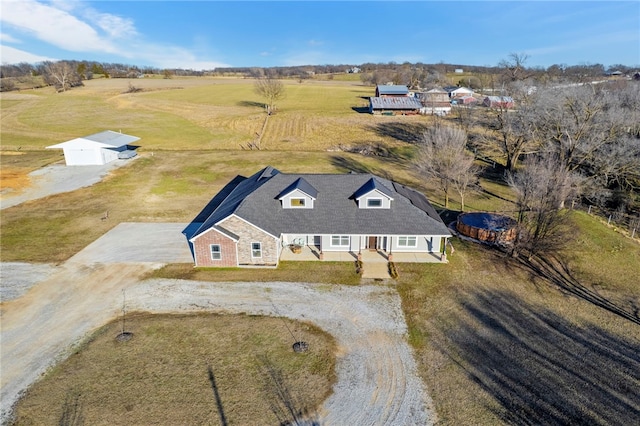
1, 222, 435, 424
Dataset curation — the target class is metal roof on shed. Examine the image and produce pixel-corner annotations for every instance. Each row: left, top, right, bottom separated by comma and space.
370, 96, 423, 110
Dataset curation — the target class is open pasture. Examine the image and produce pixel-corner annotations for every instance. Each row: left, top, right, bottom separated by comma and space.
1, 77, 415, 151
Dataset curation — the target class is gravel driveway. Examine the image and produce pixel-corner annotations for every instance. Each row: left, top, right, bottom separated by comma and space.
1, 223, 435, 425
0, 158, 137, 210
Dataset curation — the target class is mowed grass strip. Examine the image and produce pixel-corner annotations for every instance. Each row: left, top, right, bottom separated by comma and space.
11, 313, 336, 426
146, 261, 362, 286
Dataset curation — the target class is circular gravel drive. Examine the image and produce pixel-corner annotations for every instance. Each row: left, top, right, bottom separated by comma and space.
1, 221, 435, 424
127, 280, 435, 425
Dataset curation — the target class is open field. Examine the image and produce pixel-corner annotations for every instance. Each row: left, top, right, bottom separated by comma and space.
1, 77, 425, 151
11, 313, 336, 425
2, 76, 639, 424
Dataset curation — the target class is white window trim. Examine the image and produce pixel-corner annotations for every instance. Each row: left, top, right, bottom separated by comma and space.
289, 197, 307, 208
210, 244, 222, 260
251, 242, 262, 258
397, 236, 418, 248
331, 235, 350, 247
366, 198, 384, 208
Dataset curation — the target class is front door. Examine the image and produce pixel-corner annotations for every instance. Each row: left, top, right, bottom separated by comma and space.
368, 236, 378, 251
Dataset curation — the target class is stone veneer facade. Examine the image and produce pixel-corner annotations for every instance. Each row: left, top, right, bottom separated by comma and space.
218, 215, 279, 266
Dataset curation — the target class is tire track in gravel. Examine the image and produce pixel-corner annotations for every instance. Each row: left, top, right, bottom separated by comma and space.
1, 272, 435, 425
124, 279, 435, 425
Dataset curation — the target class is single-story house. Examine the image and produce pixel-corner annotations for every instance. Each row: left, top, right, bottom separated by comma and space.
369, 96, 423, 115
184, 167, 451, 268
46, 130, 139, 166
375, 84, 410, 97
483, 96, 515, 109
417, 88, 451, 115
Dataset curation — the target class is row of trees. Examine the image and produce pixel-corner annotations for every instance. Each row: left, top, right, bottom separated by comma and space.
415, 78, 639, 260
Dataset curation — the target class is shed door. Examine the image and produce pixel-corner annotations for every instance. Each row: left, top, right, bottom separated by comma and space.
66, 148, 99, 165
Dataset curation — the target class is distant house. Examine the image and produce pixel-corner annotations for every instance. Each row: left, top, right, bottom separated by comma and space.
375, 84, 410, 97
454, 69, 464, 74
369, 96, 423, 115
184, 166, 451, 268
46, 130, 139, 166
417, 88, 451, 115
483, 96, 515, 109
449, 87, 474, 99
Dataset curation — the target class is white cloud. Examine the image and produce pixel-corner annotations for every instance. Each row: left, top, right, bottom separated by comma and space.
0, 45, 56, 64
1, 33, 21, 43
0, 0, 229, 70
1, 0, 118, 53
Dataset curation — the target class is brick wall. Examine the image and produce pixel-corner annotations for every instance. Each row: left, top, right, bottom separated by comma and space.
220, 216, 278, 266
192, 228, 237, 267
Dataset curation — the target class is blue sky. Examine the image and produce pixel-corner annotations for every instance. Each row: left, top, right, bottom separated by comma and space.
1, 1, 639, 69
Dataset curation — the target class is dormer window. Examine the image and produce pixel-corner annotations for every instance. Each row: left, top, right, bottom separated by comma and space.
367, 198, 383, 208
277, 177, 318, 209
353, 178, 394, 209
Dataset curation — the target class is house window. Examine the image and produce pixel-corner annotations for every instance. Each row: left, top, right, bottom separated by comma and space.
251, 242, 262, 258
331, 235, 350, 247
210, 244, 222, 260
397, 236, 417, 248
290, 198, 306, 207
367, 198, 383, 208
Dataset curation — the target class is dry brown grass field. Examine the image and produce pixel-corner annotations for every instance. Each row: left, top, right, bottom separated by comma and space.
11, 313, 336, 425
2, 77, 639, 425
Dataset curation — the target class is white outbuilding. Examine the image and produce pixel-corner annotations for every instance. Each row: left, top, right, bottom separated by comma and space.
47, 130, 139, 166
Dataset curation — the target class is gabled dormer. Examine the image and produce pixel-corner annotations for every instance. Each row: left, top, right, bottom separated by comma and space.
277, 177, 318, 209
353, 178, 394, 209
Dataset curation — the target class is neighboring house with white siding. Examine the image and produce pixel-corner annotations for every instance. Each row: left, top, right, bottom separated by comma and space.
184, 166, 451, 268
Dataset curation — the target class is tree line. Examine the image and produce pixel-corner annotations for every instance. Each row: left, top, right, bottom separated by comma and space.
2, 55, 638, 92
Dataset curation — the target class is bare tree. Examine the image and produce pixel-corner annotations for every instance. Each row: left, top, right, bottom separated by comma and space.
490, 82, 540, 170
530, 84, 630, 204
507, 154, 579, 259
254, 76, 285, 114
499, 52, 531, 82
415, 124, 478, 209
42, 61, 83, 92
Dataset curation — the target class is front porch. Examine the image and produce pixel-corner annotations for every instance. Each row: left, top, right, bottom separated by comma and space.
279, 244, 447, 264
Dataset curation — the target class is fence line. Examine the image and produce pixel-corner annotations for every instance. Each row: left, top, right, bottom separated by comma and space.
571, 201, 639, 241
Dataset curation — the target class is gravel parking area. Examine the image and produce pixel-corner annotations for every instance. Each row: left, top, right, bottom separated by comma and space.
68, 222, 194, 264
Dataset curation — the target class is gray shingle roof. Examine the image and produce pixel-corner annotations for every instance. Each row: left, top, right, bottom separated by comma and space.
191, 167, 451, 240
